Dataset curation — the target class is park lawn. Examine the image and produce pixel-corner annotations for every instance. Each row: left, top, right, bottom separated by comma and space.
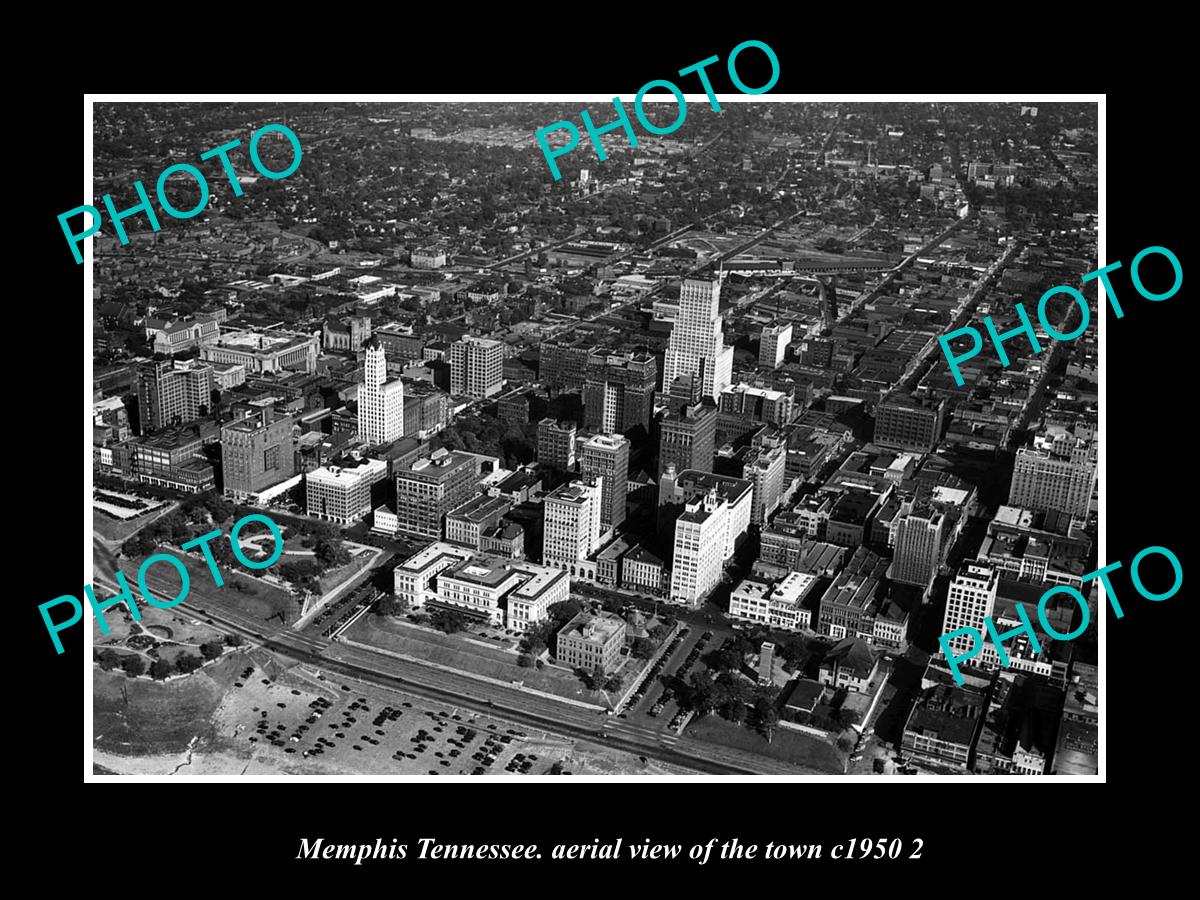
685, 714, 846, 774
149, 545, 299, 625
348, 614, 608, 705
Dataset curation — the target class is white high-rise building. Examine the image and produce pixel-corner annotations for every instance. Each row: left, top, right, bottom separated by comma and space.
759, 322, 793, 369
1009, 425, 1097, 518
669, 487, 731, 608
543, 477, 604, 571
663, 276, 734, 402
942, 561, 1000, 667
449, 335, 504, 399
357, 337, 405, 444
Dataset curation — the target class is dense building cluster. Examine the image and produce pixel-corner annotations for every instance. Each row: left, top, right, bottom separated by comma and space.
91, 100, 1098, 776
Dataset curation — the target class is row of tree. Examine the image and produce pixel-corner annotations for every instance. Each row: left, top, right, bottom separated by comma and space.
95, 633, 244, 680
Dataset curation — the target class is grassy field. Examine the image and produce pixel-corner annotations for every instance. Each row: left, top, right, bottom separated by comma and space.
347, 614, 610, 705
93, 654, 241, 755
685, 714, 846, 774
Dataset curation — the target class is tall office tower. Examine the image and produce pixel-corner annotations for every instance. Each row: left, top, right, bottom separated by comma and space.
742, 440, 787, 527
449, 335, 504, 398
874, 394, 946, 453
891, 506, 947, 588
667, 374, 701, 415
394, 449, 483, 538
542, 476, 604, 569
662, 276, 734, 401
942, 561, 1000, 667
583, 349, 657, 436
658, 401, 717, 476
1009, 425, 1097, 518
816, 276, 838, 330
669, 488, 730, 608
580, 433, 630, 530
759, 322, 793, 369
539, 339, 593, 391
357, 337, 405, 444
221, 412, 295, 500
537, 418, 577, 471
136, 359, 214, 433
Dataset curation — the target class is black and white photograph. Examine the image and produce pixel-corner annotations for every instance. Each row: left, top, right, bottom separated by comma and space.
79, 95, 1108, 780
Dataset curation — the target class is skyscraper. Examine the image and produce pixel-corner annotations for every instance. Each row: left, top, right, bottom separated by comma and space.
658, 401, 717, 477
221, 412, 295, 500
542, 476, 604, 571
449, 335, 504, 398
891, 507, 946, 588
662, 276, 733, 401
136, 359, 214, 433
759, 322, 793, 369
579, 433, 629, 530
357, 337, 405, 445
1009, 425, 1097, 518
669, 488, 731, 608
940, 560, 1009, 672
583, 349, 657, 436
537, 418, 576, 471
394, 449, 483, 538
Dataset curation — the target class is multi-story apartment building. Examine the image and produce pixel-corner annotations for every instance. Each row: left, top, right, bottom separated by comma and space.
221, 412, 294, 500
449, 335, 503, 398
137, 359, 214, 433
1008, 425, 1097, 518
583, 349, 657, 436
357, 337, 405, 445
873, 393, 946, 453
579, 433, 629, 530
556, 610, 627, 671
537, 418, 576, 471
662, 276, 734, 401
306, 458, 388, 525
393, 449, 484, 538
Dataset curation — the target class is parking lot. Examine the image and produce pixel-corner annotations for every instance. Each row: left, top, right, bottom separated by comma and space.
617, 625, 717, 734
212, 664, 671, 776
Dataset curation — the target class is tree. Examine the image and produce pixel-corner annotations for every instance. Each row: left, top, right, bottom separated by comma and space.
604, 672, 623, 692
200, 641, 224, 661
97, 649, 121, 671
150, 658, 174, 680
375, 595, 407, 616
175, 654, 203, 674
121, 655, 147, 678
517, 653, 534, 668
430, 608, 468, 634
755, 697, 780, 743
547, 599, 583, 624
224, 633, 244, 647
631, 637, 655, 660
